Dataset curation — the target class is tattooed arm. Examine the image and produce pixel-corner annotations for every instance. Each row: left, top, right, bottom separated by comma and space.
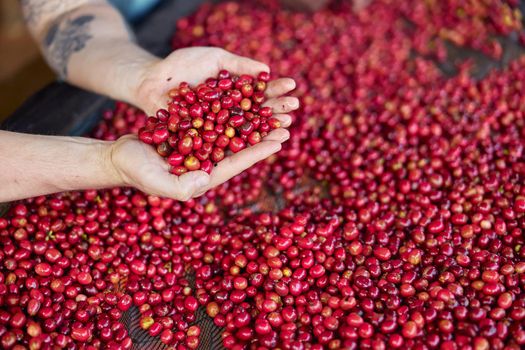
10, 1, 298, 202
20, 1, 298, 115
21, 0, 157, 107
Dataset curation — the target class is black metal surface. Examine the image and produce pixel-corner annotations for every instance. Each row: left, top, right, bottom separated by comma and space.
120, 303, 224, 350
437, 34, 525, 80
193, 307, 225, 350
121, 306, 169, 350
186, 271, 226, 350
120, 270, 225, 350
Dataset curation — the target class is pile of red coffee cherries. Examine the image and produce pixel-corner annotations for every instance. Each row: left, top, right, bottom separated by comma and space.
138, 71, 280, 175
397, 0, 523, 59
0, 0, 524, 349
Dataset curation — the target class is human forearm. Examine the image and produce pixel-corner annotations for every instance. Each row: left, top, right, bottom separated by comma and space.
22, 0, 159, 106
0, 131, 121, 202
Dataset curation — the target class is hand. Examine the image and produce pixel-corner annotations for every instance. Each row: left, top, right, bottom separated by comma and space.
107, 135, 209, 201
134, 47, 296, 118
108, 128, 290, 201
134, 46, 296, 143
113, 47, 299, 200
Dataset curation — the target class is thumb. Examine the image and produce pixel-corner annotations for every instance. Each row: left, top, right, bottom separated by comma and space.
172, 171, 211, 201
143, 97, 168, 118
220, 52, 270, 77
136, 77, 170, 117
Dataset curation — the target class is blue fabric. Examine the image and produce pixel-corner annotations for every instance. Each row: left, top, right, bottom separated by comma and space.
109, 0, 162, 21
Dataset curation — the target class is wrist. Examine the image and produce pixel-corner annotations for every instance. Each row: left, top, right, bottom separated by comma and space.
82, 38, 160, 110
113, 43, 161, 112
100, 139, 128, 189
39, 137, 124, 194
61, 138, 126, 192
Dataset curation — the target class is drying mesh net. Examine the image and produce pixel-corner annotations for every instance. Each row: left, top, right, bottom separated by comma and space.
120, 271, 225, 350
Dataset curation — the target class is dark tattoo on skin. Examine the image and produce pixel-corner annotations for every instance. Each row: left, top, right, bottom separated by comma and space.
44, 15, 94, 78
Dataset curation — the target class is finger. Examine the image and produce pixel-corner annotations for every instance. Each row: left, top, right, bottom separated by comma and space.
263, 97, 300, 114
133, 74, 172, 117
149, 95, 173, 116
144, 102, 165, 118
157, 171, 210, 201
220, 51, 270, 76
141, 99, 163, 118
206, 141, 285, 190
262, 128, 291, 142
273, 114, 293, 128
265, 78, 296, 98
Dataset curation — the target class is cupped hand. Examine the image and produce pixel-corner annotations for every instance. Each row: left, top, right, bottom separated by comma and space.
108, 125, 291, 201
135, 46, 296, 135
135, 47, 296, 117
115, 47, 298, 200
108, 134, 209, 201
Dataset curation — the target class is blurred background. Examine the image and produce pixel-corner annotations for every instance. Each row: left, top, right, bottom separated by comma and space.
0, 0, 55, 121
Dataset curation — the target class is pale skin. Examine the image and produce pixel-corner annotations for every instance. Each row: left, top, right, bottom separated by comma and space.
1, 0, 299, 202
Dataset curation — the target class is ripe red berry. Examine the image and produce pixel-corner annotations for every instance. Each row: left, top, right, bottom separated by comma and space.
138, 70, 279, 174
